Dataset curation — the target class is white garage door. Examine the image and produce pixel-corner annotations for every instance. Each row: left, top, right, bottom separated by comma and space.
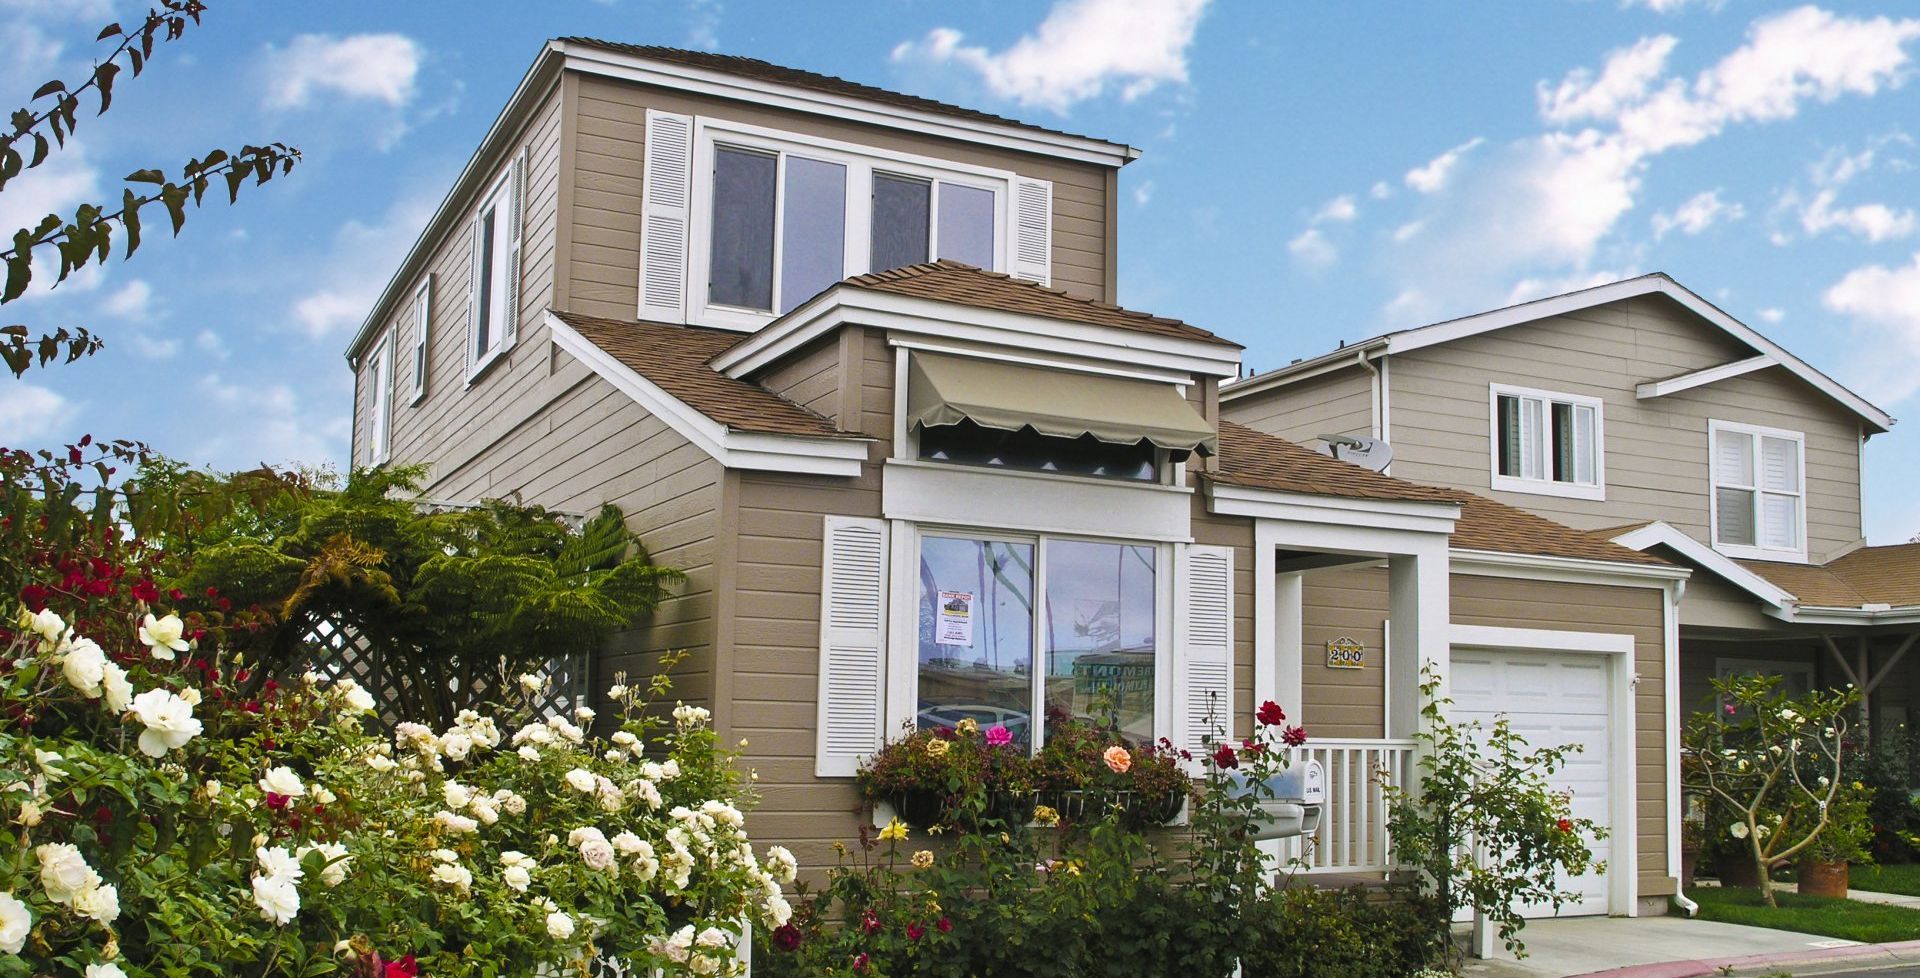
1451, 648, 1612, 918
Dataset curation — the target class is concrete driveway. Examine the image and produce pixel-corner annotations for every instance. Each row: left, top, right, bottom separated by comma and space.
1460, 914, 1861, 978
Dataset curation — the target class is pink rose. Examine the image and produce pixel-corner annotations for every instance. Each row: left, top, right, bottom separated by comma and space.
1102, 745, 1132, 774
985, 725, 1012, 747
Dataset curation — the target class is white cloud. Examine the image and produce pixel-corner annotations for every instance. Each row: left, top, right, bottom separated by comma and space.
890, 0, 1210, 113
1621, 0, 1727, 14
1404, 137, 1484, 194
1652, 189, 1744, 238
1313, 195, 1357, 224
1777, 139, 1919, 243
1757, 307, 1786, 324
266, 34, 423, 110
1826, 251, 1920, 403
1539, 35, 1679, 124
125, 333, 179, 359
193, 373, 348, 470
1287, 227, 1336, 268
195, 329, 228, 361
99, 279, 154, 321
0, 381, 75, 444
1369, 181, 1393, 200
685, 0, 721, 51
1391, 220, 1425, 243
0, 144, 106, 304
1504, 269, 1633, 306
1132, 180, 1155, 207
287, 195, 436, 340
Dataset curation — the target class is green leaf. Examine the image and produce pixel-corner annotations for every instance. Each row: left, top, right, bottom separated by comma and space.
94, 61, 119, 115
32, 79, 65, 100
121, 188, 142, 257
97, 22, 123, 41
160, 183, 187, 234
125, 167, 165, 184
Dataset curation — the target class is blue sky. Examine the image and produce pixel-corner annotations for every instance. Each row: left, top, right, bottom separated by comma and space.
5, 0, 1920, 542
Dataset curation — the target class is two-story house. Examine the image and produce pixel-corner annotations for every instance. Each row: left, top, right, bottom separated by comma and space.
345, 39, 1691, 917
1223, 277, 1917, 747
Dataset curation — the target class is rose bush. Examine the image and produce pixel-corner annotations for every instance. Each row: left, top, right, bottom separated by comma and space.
0, 603, 788, 977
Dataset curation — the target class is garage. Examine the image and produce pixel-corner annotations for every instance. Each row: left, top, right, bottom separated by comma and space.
1450, 646, 1615, 917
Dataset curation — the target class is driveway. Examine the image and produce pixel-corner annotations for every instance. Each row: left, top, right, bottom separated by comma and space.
1459, 914, 1860, 978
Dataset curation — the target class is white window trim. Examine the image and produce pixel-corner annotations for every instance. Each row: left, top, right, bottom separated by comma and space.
367, 334, 393, 465
466, 167, 517, 384
883, 519, 1174, 753
409, 275, 431, 406
1707, 418, 1807, 562
1487, 383, 1606, 501
687, 117, 1014, 331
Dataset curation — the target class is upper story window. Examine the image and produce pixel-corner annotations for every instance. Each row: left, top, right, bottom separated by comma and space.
1710, 419, 1804, 560
366, 335, 393, 465
1489, 384, 1604, 501
409, 276, 431, 405
639, 111, 1052, 331
467, 156, 524, 382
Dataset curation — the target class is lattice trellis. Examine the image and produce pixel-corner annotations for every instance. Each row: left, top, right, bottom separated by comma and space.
300, 616, 591, 723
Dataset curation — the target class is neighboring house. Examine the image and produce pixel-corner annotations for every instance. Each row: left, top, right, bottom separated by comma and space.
1223, 276, 1918, 744
345, 39, 1686, 917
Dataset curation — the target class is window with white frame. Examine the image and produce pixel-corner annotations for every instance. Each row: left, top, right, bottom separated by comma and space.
467, 159, 522, 379
1709, 420, 1805, 559
409, 275, 431, 405
1490, 384, 1604, 499
366, 336, 392, 464
696, 126, 1007, 323
914, 532, 1159, 750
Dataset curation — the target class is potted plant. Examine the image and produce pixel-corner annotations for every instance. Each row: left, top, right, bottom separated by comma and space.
1798, 778, 1873, 898
856, 720, 1031, 830
1029, 712, 1193, 827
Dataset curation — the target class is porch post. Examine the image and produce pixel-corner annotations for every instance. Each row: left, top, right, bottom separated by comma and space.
1275, 572, 1304, 719
1386, 539, 1450, 739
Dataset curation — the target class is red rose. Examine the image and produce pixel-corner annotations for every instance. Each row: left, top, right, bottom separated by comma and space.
853, 952, 870, 971
1257, 701, 1286, 726
936, 917, 952, 933
860, 908, 881, 935
772, 923, 803, 951
1281, 726, 1307, 747
169, 587, 186, 602
1556, 818, 1573, 833
1212, 744, 1239, 770
19, 584, 49, 610
383, 955, 420, 978
265, 792, 290, 811
907, 922, 925, 942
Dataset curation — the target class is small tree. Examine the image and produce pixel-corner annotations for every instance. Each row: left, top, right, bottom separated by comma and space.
1384, 666, 1606, 962
1682, 674, 1855, 907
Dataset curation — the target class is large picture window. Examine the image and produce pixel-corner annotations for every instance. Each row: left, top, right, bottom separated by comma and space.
915, 533, 1159, 750
1710, 420, 1804, 559
1490, 384, 1603, 500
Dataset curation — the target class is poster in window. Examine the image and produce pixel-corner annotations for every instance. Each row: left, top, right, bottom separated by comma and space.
935, 590, 975, 647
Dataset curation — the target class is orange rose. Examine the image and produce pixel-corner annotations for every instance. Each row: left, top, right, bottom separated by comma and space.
1102, 745, 1132, 774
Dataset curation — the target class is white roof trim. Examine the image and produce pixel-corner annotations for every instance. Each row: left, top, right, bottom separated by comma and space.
1205, 481, 1461, 536
556, 41, 1139, 168
1450, 548, 1690, 586
546, 311, 870, 476
712, 284, 1243, 380
1221, 341, 1387, 402
1608, 521, 1794, 609
1635, 355, 1776, 400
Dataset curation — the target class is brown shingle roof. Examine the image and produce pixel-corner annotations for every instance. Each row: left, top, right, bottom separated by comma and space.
555, 39, 1127, 154
1212, 423, 1669, 566
554, 311, 860, 439
1740, 542, 1920, 608
842, 260, 1240, 347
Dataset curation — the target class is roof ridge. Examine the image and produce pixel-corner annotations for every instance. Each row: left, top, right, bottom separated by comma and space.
839, 259, 1227, 341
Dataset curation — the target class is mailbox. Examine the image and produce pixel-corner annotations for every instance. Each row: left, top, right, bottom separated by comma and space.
1226, 760, 1325, 841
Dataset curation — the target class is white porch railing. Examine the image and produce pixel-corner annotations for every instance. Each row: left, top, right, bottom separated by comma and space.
1285, 738, 1416, 874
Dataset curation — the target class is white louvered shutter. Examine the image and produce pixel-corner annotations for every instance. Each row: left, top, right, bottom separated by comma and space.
816, 516, 889, 777
1759, 435, 1801, 550
1178, 544, 1235, 756
466, 207, 484, 377
639, 110, 694, 323
502, 151, 526, 345
1009, 176, 1052, 286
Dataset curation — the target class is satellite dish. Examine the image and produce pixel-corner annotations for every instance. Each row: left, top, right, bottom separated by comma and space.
1314, 434, 1394, 473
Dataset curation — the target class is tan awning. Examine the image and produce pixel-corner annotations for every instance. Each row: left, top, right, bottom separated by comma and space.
906, 352, 1218, 457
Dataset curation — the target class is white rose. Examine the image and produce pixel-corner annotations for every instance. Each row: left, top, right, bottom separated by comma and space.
519, 673, 546, 694
502, 864, 531, 892
256, 846, 303, 883
312, 785, 337, 806
85, 965, 128, 978
606, 684, 629, 700
629, 778, 663, 810
765, 892, 792, 927
435, 811, 479, 834
440, 729, 473, 762
15, 800, 42, 827
129, 688, 203, 757
1731, 822, 1750, 839
0, 892, 29, 954
252, 873, 300, 925
575, 706, 596, 724
298, 842, 351, 887
766, 846, 798, 885
564, 768, 598, 794
612, 831, 646, 855
35, 749, 65, 779
73, 882, 119, 924
36, 843, 101, 904
659, 759, 681, 781
60, 637, 107, 697
139, 612, 191, 659
343, 683, 376, 714
258, 766, 306, 799
546, 910, 576, 940
579, 838, 617, 871
443, 781, 473, 809
611, 730, 638, 748
697, 926, 731, 948
366, 754, 397, 772
430, 862, 473, 891
178, 686, 202, 707
20, 606, 65, 645
469, 795, 499, 825
498, 791, 527, 815
101, 661, 134, 713
672, 703, 711, 728
517, 745, 541, 762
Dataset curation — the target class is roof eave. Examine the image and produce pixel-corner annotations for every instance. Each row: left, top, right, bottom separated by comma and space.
1221, 338, 1389, 401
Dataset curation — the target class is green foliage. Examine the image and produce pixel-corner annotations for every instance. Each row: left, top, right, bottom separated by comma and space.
1850, 725, 1920, 863
1689, 883, 1920, 944
1238, 887, 1436, 978
1, 1, 302, 377
1384, 665, 1606, 963
1682, 674, 1857, 907
176, 466, 685, 727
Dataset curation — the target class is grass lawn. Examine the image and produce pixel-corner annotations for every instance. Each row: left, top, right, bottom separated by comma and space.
1691, 885, 1920, 943
1854, 863, 1920, 897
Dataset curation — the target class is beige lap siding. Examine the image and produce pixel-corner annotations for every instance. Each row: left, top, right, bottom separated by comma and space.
1228, 367, 1376, 449
1301, 566, 1388, 740
1450, 574, 1672, 899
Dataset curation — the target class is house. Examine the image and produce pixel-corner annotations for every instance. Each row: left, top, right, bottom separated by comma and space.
1223, 276, 1917, 752
343, 39, 1686, 918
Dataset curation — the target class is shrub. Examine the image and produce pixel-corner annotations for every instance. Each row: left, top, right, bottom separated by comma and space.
1239, 887, 1435, 978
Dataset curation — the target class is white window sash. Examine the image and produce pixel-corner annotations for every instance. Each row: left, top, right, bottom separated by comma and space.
1489, 384, 1604, 499
1708, 420, 1806, 559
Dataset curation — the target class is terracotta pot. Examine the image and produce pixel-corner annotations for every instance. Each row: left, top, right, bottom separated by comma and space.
1680, 847, 1700, 890
1798, 859, 1849, 898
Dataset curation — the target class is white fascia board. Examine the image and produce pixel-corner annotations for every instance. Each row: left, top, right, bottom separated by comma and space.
1204, 482, 1461, 536
1451, 623, 1636, 655
1766, 604, 1920, 626
1609, 521, 1794, 608
547, 312, 869, 476
713, 286, 1243, 380
1381, 275, 1893, 432
1220, 340, 1388, 402
556, 43, 1138, 168
1635, 356, 1776, 400
1450, 548, 1691, 589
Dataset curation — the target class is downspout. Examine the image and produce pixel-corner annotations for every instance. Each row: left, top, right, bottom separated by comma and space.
1355, 349, 1382, 439
1667, 577, 1699, 918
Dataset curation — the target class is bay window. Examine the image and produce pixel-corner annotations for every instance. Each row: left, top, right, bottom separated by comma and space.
1710, 420, 1804, 559
915, 533, 1160, 750
1490, 384, 1603, 500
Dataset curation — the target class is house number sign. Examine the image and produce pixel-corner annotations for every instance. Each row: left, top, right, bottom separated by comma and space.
1325, 637, 1365, 670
